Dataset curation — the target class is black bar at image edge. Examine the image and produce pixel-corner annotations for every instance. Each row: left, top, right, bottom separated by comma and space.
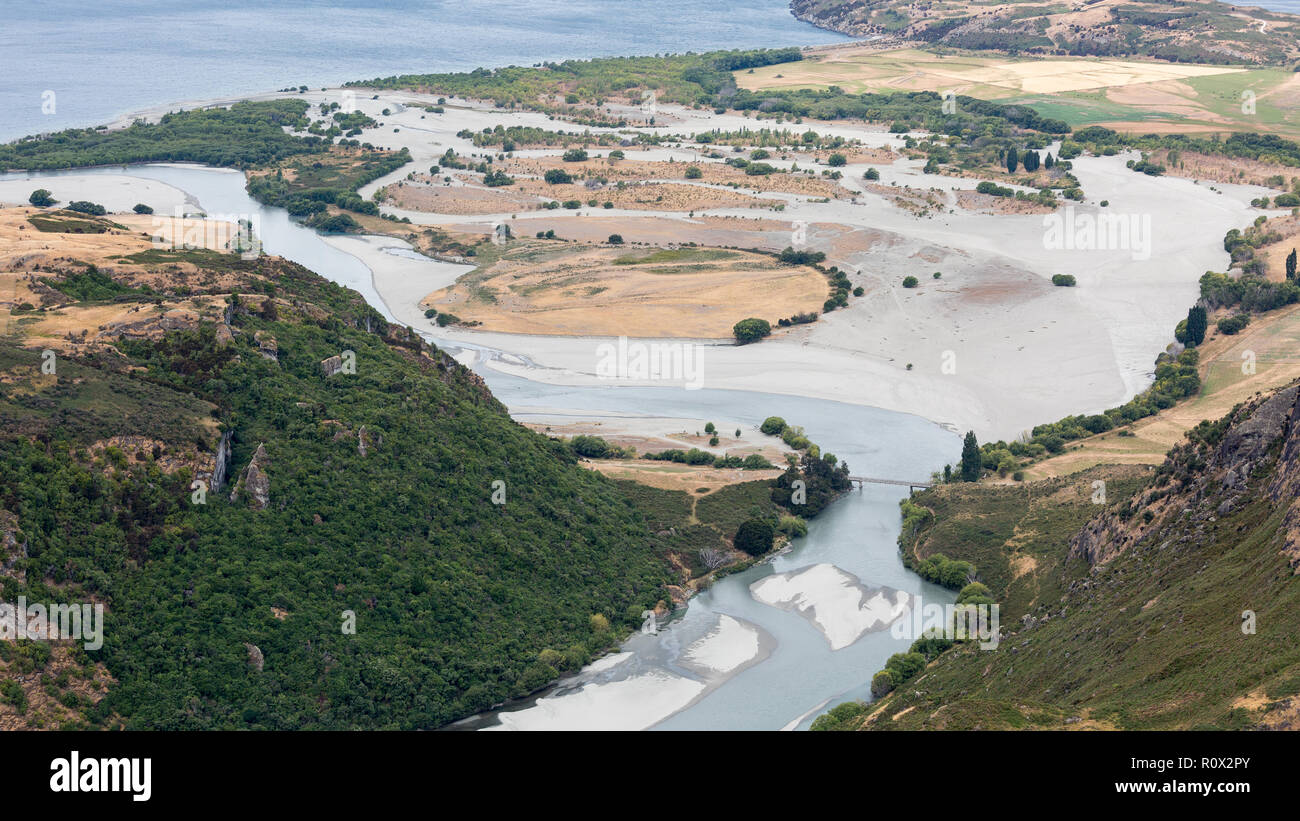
6, 730, 1286, 808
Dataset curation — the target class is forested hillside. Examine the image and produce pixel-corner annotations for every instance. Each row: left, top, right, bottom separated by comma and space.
0, 219, 673, 729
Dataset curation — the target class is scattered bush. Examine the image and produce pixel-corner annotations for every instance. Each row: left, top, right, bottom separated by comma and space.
733, 518, 775, 556
66, 200, 107, 216
732, 317, 771, 344
760, 416, 787, 435
1217, 313, 1249, 335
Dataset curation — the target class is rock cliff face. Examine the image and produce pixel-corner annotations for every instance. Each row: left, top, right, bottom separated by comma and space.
229, 443, 271, 510
1266, 388, 1300, 572
211, 430, 233, 492
1070, 383, 1300, 570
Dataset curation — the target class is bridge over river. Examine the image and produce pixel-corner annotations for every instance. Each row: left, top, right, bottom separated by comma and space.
846, 475, 933, 492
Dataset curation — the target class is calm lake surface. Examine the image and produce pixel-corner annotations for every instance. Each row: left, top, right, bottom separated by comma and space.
4, 0, 1298, 143
0, 0, 846, 142
3, 163, 960, 728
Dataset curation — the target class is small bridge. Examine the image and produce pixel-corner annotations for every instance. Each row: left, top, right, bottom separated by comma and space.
847, 475, 933, 493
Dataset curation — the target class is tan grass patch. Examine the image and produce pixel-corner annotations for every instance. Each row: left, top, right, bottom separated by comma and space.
425, 243, 827, 337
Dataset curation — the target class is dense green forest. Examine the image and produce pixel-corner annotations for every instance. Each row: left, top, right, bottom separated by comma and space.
1, 248, 680, 729
350, 48, 804, 109
0, 100, 324, 170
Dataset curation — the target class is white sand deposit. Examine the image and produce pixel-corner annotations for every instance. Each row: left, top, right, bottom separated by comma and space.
489, 669, 705, 731
318, 233, 471, 325
0, 172, 192, 215
679, 614, 762, 676
750, 564, 910, 650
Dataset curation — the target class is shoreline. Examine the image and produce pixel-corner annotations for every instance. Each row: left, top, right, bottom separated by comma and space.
1, 78, 1276, 443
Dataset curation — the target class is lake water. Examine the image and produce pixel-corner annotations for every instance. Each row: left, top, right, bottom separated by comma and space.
4, 0, 1299, 143
2, 163, 960, 728
0, 0, 847, 142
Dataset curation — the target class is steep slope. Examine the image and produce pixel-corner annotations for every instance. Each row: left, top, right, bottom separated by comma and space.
0, 211, 672, 729
790, 0, 1300, 66
832, 382, 1300, 730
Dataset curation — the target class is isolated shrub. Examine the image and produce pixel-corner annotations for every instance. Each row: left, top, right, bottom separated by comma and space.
884, 652, 926, 684
1217, 314, 1250, 335
66, 200, 107, 216
570, 435, 610, 458
760, 416, 787, 435
870, 671, 894, 698
777, 515, 808, 537
734, 518, 775, 556
732, 317, 771, 344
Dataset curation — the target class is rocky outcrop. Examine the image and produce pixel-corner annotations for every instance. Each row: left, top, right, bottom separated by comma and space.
229, 443, 271, 509
0, 509, 27, 582
211, 430, 233, 492
1266, 388, 1300, 572
101, 306, 200, 341
193, 430, 234, 494
253, 331, 278, 362
1070, 383, 1300, 569
244, 643, 264, 672
320, 355, 344, 377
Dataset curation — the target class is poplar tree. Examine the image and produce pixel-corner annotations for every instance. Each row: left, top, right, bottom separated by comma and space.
960, 431, 982, 482
1187, 305, 1208, 346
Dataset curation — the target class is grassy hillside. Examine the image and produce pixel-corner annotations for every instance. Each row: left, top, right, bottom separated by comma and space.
819, 384, 1300, 730
897, 465, 1150, 622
